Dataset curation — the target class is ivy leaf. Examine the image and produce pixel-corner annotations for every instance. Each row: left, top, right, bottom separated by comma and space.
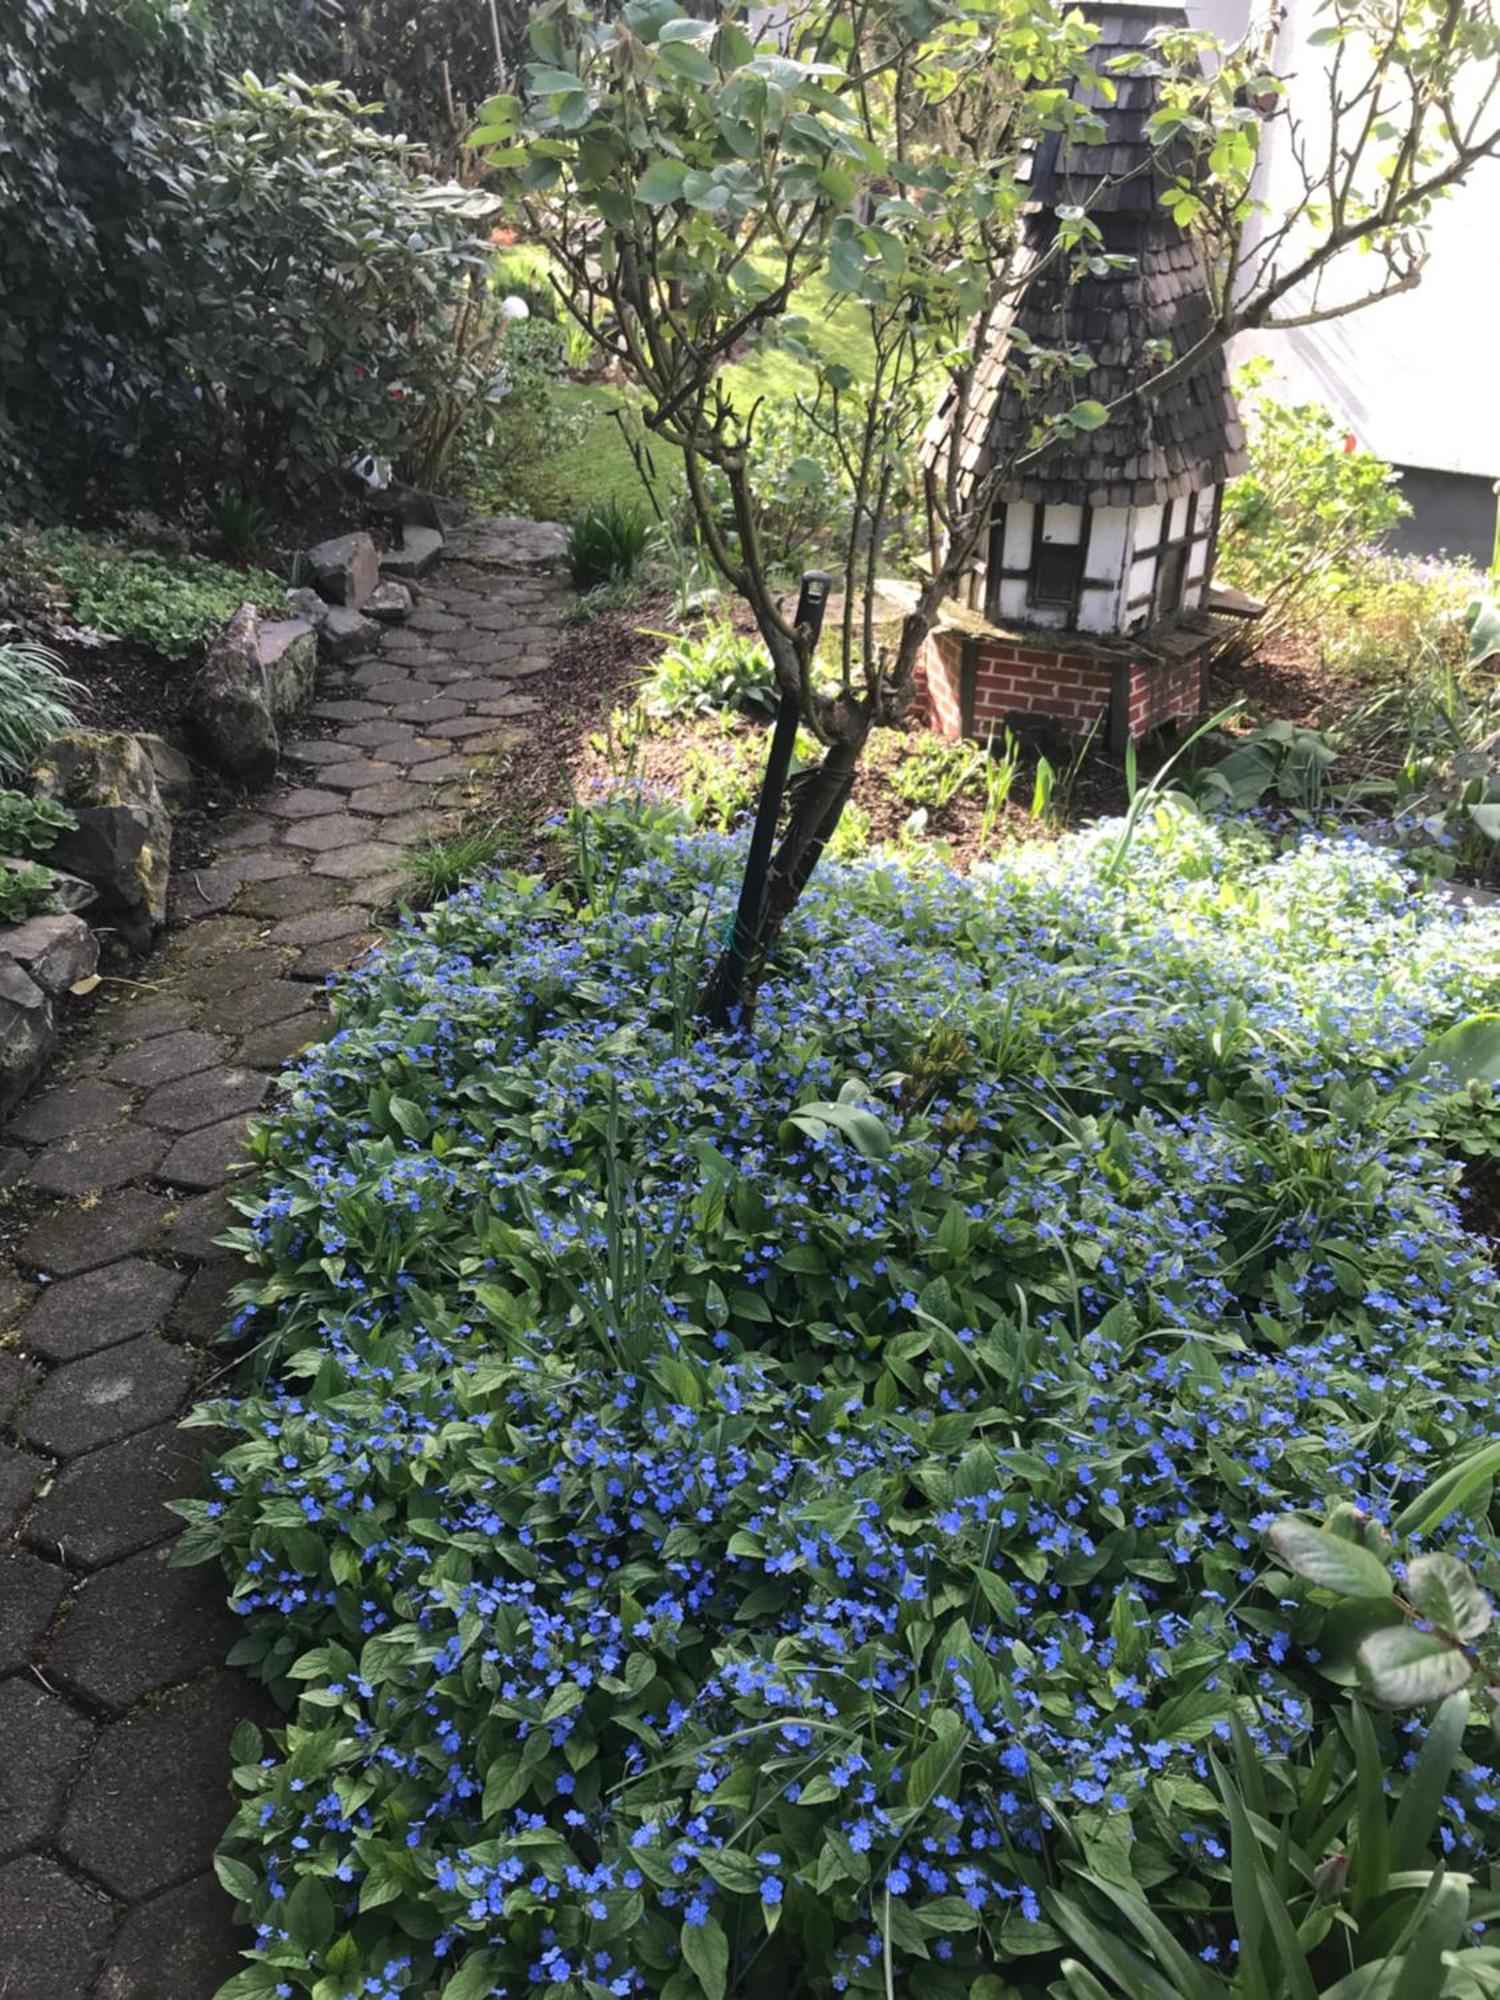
1266, 1517, 1393, 1598
1405, 1553, 1493, 1641
680, 1914, 729, 2000
637, 159, 689, 206
1358, 1626, 1473, 1707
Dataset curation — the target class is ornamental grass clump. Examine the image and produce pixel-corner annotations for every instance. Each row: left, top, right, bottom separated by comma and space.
185, 797, 1500, 1999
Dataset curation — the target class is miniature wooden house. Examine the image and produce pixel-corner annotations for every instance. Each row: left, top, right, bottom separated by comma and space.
918, 0, 1249, 752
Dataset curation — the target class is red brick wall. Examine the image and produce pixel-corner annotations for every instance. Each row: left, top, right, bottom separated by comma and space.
919, 631, 1205, 745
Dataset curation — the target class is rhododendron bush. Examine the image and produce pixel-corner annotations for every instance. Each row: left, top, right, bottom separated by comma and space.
183, 798, 1500, 1998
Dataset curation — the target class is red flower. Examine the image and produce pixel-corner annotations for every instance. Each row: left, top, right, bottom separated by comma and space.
1343, 433, 1357, 454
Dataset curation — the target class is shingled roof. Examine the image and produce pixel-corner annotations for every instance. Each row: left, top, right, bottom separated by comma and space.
934, 0, 1247, 512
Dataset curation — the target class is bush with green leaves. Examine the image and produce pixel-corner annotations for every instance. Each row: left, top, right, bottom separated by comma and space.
37, 536, 283, 662
640, 622, 780, 720
131, 75, 491, 496
180, 796, 1500, 1999
567, 496, 653, 591
0, 644, 84, 780
1218, 360, 1413, 645
0, 789, 78, 856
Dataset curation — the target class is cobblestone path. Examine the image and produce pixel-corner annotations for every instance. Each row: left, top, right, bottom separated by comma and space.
0, 519, 568, 1999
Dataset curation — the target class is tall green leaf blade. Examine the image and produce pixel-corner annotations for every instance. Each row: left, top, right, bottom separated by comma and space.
1390, 1691, 1472, 1871
1394, 1439, 1500, 1539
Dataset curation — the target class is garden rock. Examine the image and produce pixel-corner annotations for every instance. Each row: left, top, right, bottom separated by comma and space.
307, 532, 379, 608
135, 735, 194, 815
380, 524, 443, 581
187, 605, 279, 784
31, 731, 170, 949
0, 915, 96, 996
285, 586, 329, 630
365, 580, 413, 624
4, 858, 95, 914
257, 619, 316, 718
318, 605, 380, 661
0, 958, 54, 1117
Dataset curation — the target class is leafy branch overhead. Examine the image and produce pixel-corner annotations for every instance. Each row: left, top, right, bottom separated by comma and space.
471, 0, 1500, 1013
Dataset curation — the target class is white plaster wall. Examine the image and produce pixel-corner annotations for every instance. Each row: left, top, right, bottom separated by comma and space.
1001, 503, 1034, 569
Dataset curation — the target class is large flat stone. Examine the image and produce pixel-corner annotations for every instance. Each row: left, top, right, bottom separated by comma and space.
94, 1872, 244, 2000
7, 1078, 130, 1144
140, 1065, 269, 1134
157, 1116, 256, 1191
25, 1421, 210, 1569
319, 758, 402, 794
263, 785, 347, 820
19, 1337, 191, 1458
0, 1855, 114, 2000
173, 947, 292, 1002
49, 1540, 237, 1712
59, 1673, 257, 1900
29, 1124, 168, 1198
292, 932, 378, 981
380, 523, 443, 579
0, 1549, 70, 1671
344, 779, 424, 817
19, 1189, 171, 1277
19, 1258, 186, 1363
0, 1678, 92, 1861
105, 1029, 226, 1088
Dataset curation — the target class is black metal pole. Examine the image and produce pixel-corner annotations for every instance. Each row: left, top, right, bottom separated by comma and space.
717, 570, 830, 1005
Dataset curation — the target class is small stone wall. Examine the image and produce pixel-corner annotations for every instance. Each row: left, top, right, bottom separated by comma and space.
914, 623, 1215, 752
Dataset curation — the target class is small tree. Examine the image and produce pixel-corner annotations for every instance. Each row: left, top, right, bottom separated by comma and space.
474, 0, 1500, 1021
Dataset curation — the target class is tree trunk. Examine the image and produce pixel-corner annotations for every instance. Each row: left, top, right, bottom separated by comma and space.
697, 724, 867, 1030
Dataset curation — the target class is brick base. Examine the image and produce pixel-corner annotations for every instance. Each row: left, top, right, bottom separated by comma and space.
914, 628, 1209, 750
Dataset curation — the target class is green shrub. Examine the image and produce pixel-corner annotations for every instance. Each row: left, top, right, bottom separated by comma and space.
0, 644, 84, 779
567, 496, 653, 591
640, 621, 780, 720
37, 536, 283, 661
184, 798, 1500, 1999
132, 74, 490, 495
0, 0, 310, 508
0, 859, 73, 925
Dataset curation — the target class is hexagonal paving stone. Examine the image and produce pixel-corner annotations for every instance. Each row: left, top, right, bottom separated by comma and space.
292, 932, 378, 982
174, 947, 293, 1001
234, 874, 330, 919
426, 712, 505, 741
237, 1014, 322, 1069
214, 814, 274, 851
320, 757, 403, 793
363, 677, 443, 707
59, 1673, 259, 1902
334, 716, 411, 748
140, 1064, 269, 1134
93, 1872, 244, 2000
170, 1258, 251, 1345
345, 779, 424, 817
407, 606, 464, 632
8, 1079, 131, 1144
19, 1337, 191, 1459
0, 1444, 47, 1534
49, 1541, 238, 1712
0, 1353, 41, 1428
25, 1421, 213, 1569
393, 735, 455, 767
263, 784, 347, 819
309, 839, 405, 881
19, 1257, 185, 1363
405, 756, 475, 785
95, 988, 198, 1046
168, 866, 241, 922
0, 1550, 70, 1671
278, 811, 371, 852
281, 737, 352, 765
309, 696, 388, 723
373, 812, 446, 848
105, 1029, 226, 1089
392, 696, 467, 725
169, 915, 266, 963
0, 1679, 92, 1862
198, 978, 314, 1037
213, 846, 305, 885
19, 1189, 171, 1277
343, 870, 410, 909
29, 1125, 168, 1199
162, 1187, 238, 1261
267, 903, 371, 947
157, 1115, 256, 1191
0, 1855, 114, 2000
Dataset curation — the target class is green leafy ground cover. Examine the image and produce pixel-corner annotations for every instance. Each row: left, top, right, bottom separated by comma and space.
186, 800, 1500, 1998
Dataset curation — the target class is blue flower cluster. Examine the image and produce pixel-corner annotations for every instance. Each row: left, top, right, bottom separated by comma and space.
184, 799, 1500, 1999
